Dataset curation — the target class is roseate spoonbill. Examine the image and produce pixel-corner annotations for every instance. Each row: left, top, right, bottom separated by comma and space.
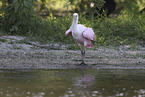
65, 13, 96, 65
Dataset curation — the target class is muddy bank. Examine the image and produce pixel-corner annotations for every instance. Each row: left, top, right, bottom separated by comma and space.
0, 36, 145, 69
0, 49, 145, 69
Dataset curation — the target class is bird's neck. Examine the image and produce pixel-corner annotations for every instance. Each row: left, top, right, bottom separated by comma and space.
70, 19, 78, 30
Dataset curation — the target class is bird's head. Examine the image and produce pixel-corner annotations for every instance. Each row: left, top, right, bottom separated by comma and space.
73, 13, 78, 20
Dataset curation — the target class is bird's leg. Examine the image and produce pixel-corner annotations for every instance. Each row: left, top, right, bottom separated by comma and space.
80, 46, 87, 66
80, 50, 86, 65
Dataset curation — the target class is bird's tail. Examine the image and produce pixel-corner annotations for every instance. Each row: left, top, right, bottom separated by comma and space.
84, 40, 94, 48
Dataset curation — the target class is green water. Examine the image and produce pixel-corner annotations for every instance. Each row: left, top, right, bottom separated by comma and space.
0, 69, 145, 97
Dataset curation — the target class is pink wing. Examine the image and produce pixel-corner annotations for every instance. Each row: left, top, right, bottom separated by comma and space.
83, 27, 96, 41
65, 29, 72, 37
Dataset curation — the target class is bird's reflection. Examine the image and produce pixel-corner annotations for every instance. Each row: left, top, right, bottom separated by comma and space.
71, 67, 96, 96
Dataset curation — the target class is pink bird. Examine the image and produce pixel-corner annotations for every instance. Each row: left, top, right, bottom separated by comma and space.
65, 13, 96, 65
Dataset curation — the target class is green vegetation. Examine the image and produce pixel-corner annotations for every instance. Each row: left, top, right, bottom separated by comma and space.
28, 11, 145, 47
1, 0, 40, 34
0, 0, 145, 47
94, 12, 145, 46
0, 38, 7, 42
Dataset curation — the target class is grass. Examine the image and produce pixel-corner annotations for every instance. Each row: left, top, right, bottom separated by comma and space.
0, 38, 7, 42
1, 0, 145, 50
26, 11, 145, 49
136, 53, 145, 58
93, 12, 145, 46
1, 10, 145, 49
26, 14, 73, 44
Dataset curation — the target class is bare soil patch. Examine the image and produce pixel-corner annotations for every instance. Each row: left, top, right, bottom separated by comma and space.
0, 36, 145, 69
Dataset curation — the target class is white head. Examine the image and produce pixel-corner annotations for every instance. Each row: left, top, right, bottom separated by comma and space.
73, 13, 78, 24
73, 13, 78, 20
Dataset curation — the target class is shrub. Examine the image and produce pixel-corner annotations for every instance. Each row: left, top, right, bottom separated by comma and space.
3, 0, 40, 35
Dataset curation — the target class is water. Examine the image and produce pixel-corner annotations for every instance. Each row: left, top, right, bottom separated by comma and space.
0, 69, 145, 97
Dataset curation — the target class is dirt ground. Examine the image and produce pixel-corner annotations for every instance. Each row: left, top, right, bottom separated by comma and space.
0, 36, 145, 69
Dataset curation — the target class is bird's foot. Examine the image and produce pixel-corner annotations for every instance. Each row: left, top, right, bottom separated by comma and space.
78, 61, 87, 66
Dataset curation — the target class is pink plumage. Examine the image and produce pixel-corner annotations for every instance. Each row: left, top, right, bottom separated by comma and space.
65, 29, 72, 37
65, 26, 95, 48
65, 13, 96, 65
83, 28, 96, 41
